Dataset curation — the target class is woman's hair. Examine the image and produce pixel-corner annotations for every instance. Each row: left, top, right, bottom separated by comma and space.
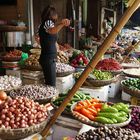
41, 5, 57, 22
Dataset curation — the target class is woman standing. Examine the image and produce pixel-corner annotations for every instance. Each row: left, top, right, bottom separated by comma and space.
39, 5, 70, 87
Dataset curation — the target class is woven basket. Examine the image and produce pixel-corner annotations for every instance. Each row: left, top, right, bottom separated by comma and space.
24, 65, 42, 71
2, 56, 21, 62
121, 83, 140, 98
71, 103, 131, 128
56, 70, 75, 77
123, 69, 140, 78
86, 76, 118, 87
0, 120, 48, 140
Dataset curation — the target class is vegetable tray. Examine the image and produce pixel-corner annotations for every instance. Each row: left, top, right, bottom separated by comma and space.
56, 70, 75, 77
71, 103, 131, 127
0, 120, 48, 140
86, 75, 119, 87
121, 83, 140, 98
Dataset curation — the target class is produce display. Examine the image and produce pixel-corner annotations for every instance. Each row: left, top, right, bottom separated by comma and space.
122, 78, 140, 90
10, 84, 57, 101
25, 54, 40, 67
4, 50, 22, 57
0, 75, 22, 91
70, 51, 89, 67
124, 57, 140, 64
125, 106, 140, 133
123, 69, 140, 78
52, 91, 92, 112
95, 58, 122, 71
73, 100, 130, 124
90, 69, 113, 80
56, 63, 75, 73
59, 44, 72, 52
57, 51, 69, 63
0, 97, 48, 129
75, 126, 140, 140
74, 70, 113, 80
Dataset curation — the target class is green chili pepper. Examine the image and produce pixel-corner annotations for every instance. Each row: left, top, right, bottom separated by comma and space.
101, 106, 118, 113
95, 117, 114, 124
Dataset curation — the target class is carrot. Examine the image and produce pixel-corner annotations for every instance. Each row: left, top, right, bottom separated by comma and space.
87, 108, 97, 116
74, 105, 83, 111
78, 101, 88, 107
85, 100, 91, 106
81, 108, 95, 121
90, 98, 99, 103
94, 103, 102, 109
73, 111, 89, 121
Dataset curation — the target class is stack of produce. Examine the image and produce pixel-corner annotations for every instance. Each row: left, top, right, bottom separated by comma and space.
73, 100, 130, 124
10, 84, 57, 101
56, 63, 75, 73
59, 44, 72, 52
0, 97, 48, 129
124, 57, 140, 64
25, 54, 40, 67
74, 69, 113, 80
70, 50, 89, 67
75, 126, 140, 140
122, 79, 140, 90
0, 75, 22, 91
125, 106, 140, 132
57, 51, 69, 63
95, 58, 122, 71
52, 91, 92, 112
82, 49, 95, 60
3, 50, 22, 58
90, 69, 113, 80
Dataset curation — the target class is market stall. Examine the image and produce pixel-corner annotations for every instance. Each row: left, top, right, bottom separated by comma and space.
0, 0, 140, 140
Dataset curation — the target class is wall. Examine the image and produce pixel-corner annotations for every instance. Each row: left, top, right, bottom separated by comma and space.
0, 0, 27, 21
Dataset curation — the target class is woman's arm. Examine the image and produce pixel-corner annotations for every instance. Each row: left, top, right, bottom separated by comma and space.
47, 19, 70, 34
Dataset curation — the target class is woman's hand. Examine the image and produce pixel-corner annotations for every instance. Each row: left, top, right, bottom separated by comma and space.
62, 19, 70, 27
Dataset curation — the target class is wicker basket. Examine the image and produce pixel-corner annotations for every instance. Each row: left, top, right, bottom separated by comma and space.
86, 76, 118, 87
56, 71, 75, 77
121, 83, 140, 98
71, 103, 131, 127
2, 56, 21, 62
24, 65, 42, 71
123, 69, 140, 78
0, 120, 48, 140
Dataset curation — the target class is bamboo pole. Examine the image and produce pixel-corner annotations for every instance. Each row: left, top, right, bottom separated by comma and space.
41, 0, 140, 138
122, 40, 140, 63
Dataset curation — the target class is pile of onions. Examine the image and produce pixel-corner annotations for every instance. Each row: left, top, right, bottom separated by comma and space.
0, 90, 7, 104
0, 97, 48, 129
125, 106, 140, 133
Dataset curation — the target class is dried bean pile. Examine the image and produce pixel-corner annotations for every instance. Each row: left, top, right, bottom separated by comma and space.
0, 97, 48, 129
0, 75, 22, 91
10, 84, 57, 100
75, 126, 140, 140
56, 63, 75, 73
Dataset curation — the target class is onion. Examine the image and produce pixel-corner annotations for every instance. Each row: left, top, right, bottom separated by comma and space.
0, 91, 7, 101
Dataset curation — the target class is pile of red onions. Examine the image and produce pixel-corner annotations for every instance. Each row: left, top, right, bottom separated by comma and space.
95, 58, 122, 71
0, 97, 48, 129
125, 106, 140, 133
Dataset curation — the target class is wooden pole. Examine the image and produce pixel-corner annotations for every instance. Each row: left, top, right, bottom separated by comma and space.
41, 0, 140, 138
122, 40, 140, 63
